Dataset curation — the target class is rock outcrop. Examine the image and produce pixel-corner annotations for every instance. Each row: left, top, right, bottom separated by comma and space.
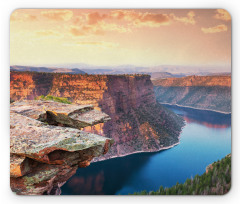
10, 71, 184, 161
10, 100, 113, 195
153, 75, 231, 113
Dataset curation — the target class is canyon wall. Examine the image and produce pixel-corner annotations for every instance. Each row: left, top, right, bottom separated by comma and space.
10, 71, 184, 161
153, 75, 231, 87
153, 75, 231, 113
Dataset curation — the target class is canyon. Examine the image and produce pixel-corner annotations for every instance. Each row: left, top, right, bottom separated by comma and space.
153, 75, 231, 113
10, 71, 184, 162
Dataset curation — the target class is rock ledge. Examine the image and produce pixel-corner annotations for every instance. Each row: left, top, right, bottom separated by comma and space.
10, 100, 113, 195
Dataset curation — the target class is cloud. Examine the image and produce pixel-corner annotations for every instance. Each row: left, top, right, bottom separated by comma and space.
110, 10, 196, 27
110, 10, 171, 27
70, 22, 130, 37
70, 10, 196, 36
171, 11, 196, 25
35, 30, 60, 36
76, 41, 119, 48
214, 9, 231, 21
41, 10, 73, 21
99, 22, 130, 33
73, 16, 85, 25
133, 13, 171, 27
201, 24, 228, 33
86, 12, 108, 25
63, 41, 119, 49
70, 26, 87, 36
10, 12, 37, 22
70, 25, 104, 36
24, 14, 37, 21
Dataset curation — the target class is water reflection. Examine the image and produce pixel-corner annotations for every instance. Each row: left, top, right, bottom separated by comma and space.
61, 152, 155, 195
163, 104, 231, 128
61, 106, 231, 195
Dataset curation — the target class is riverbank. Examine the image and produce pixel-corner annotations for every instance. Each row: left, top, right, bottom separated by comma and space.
92, 119, 185, 163
160, 102, 231, 115
92, 140, 181, 163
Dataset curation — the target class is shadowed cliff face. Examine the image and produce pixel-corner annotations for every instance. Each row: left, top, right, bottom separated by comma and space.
152, 75, 231, 113
92, 75, 183, 161
10, 71, 184, 161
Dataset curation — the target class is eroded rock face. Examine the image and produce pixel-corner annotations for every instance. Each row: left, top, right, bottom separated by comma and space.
152, 75, 231, 113
152, 75, 231, 87
10, 100, 113, 195
10, 72, 184, 161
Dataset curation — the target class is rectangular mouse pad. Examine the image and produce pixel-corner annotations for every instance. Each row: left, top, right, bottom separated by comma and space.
10, 9, 231, 195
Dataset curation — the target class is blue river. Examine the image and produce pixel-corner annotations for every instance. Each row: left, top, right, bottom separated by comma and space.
61, 105, 231, 195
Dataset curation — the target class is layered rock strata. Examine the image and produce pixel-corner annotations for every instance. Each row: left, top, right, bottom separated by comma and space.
10, 71, 184, 161
10, 100, 113, 195
153, 75, 231, 113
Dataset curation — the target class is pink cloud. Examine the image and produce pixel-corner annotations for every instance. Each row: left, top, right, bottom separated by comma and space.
201, 24, 228, 34
214, 9, 231, 21
41, 10, 73, 21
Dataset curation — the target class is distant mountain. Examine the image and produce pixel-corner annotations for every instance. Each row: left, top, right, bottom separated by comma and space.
81, 69, 126, 75
203, 72, 231, 76
10, 65, 230, 78
82, 69, 187, 79
150, 72, 186, 80
10, 66, 86, 74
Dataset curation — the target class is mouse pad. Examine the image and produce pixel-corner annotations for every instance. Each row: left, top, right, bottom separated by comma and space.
10, 9, 231, 195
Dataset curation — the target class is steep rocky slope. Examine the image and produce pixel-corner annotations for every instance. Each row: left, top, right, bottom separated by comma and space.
10, 100, 113, 195
10, 71, 184, 161
153, 75, 231, 113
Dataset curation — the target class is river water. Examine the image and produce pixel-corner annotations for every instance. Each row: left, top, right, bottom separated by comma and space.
61, 105, 231, 195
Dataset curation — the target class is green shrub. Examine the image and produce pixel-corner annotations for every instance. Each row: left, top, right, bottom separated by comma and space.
35, 95, 72, 104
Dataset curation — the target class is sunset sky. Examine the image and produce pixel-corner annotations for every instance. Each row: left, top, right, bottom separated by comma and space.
10, 9, 231, 72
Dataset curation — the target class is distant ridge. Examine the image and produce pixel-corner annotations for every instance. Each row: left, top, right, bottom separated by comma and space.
10, 65, 86, 74
10, 65, 230, 78
152, 75, 231, 87
153, 75, 231, 113
150, 72, 186, 80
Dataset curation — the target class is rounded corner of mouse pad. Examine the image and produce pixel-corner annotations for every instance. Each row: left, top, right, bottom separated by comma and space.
10, 8, 231, 196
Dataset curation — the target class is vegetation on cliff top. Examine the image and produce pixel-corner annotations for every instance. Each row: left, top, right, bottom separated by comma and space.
131, 154, 231, 195
35, 95, 72, 104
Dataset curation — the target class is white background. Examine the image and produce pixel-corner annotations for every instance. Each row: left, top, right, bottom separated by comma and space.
0, 0, 239, 203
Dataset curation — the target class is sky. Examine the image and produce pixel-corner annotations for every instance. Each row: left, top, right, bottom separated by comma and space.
10, 9, 231, 72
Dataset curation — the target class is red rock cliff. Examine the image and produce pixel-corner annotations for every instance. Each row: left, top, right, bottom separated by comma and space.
10, 71, 184, 161
152, 75, 231, 113
152, 75, 231, 87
